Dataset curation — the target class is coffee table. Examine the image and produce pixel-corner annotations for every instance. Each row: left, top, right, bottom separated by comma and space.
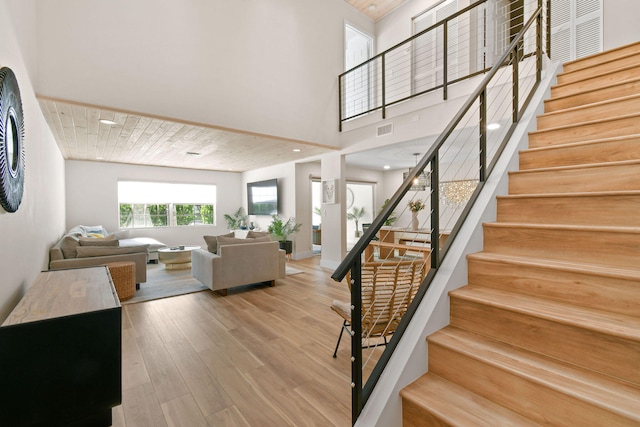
157, 246, 200, 270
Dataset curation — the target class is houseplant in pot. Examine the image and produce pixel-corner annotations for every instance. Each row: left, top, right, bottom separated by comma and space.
224, 207, 248, 230
268, 214, 302, 254
347, 206, 367, 237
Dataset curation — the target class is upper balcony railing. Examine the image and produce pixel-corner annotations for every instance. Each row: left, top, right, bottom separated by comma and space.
332, 0, 550, 424
338, 0, 551, 131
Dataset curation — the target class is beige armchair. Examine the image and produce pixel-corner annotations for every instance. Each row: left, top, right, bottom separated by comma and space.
191, 241, 286, 295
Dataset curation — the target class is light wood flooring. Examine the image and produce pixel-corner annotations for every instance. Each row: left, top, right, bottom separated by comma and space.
112, 256, 361, 427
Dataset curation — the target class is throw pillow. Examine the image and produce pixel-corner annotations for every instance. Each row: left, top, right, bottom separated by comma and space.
203, 233, 234, 254
75, 244, 150, 258
60, 234, 80, 258
81, 225, 107, 238
247, 231, 270, 239
79, 236, 118, 247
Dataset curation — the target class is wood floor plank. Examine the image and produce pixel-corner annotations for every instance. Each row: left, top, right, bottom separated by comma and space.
119, 256, 354, 426
161, 394, 208, 427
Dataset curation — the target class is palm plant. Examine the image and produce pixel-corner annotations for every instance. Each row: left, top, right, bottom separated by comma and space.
347, 206, 367, 237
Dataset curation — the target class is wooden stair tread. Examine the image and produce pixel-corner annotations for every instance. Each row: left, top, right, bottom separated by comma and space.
509, 158, 640, 176
521, 133, 640, 155
552, 63, 640, 91
529, 112, 640, 136
539, 93, 640, 119
562, 41, 640, 73
547, 76, 640, 105
429, 327, 640, 419
483, 221, 640, 235
466, 251, 640, 281
450, 286, 640, 342
497, 189, 640, 200
558, 51, 640, 84
401, 373, 541, 426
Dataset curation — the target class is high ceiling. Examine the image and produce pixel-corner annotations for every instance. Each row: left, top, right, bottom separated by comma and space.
38, 2, 407, 173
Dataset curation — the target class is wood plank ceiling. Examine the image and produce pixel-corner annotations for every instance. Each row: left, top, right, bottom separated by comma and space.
37, 96, 337, 173
345, 0, 408, 21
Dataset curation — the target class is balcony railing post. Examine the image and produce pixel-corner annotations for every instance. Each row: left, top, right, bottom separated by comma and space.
381, 54, 386, 120
443, 21, 449, 101
546, 0, 551, 58
339, 75, 344, 132
350, 258, 363, 425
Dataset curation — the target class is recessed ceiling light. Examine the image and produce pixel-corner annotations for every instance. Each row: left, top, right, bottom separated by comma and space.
293, 148, 301, 152
99, 119, 117, 125
96, 156, 104, 160
487, 123, 500, 130
185, 151, 201, 157
369, 4, 376, 11
383, 165, 390, 170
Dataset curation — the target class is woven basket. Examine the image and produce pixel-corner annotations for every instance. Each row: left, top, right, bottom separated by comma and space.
107, 261, 136, 301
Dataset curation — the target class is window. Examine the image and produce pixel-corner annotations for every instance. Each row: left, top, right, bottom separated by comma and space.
118, 181, 216, 228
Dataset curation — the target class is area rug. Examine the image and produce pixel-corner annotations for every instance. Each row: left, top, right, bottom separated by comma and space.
123, 262, 305, 305
122, 263, 207, 305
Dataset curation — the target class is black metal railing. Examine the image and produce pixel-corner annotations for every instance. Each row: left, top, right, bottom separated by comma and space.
331, 1, 550, 423
338, 0, 550, 131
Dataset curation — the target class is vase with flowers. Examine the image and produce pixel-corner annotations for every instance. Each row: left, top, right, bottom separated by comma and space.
408, 199, 426, 230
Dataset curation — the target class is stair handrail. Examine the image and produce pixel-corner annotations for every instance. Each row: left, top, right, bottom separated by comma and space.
332, 1, 549, 424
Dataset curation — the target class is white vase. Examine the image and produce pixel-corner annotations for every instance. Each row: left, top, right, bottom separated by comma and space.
411, 211, 419, 230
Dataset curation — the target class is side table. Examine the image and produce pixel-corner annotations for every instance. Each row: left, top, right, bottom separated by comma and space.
107, 261, 136, 299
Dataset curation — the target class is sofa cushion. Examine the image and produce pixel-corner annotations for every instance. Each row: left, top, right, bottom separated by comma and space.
79, 236, 118, 246
247, 230, 270, 238
217, 235, 271, 248
60, 234, 80, 258
75, 244, 149, 258
203, 233, 234, 253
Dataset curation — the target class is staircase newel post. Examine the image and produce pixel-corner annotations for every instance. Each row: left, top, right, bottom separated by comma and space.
350, 257, 363, 424
536, 1, 543, 83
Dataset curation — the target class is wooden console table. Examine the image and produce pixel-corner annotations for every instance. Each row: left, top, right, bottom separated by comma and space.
0, 266, 122, 427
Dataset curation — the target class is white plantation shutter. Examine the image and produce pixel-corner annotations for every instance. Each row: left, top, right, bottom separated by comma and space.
551, 0, 602, 63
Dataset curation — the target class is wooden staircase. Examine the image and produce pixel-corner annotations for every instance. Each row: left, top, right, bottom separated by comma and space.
400, 42, 640, 426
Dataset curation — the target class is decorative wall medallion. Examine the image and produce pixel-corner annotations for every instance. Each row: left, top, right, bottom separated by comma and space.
0, 67, 25, 213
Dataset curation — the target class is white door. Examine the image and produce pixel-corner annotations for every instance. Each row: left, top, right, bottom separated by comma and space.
551, 0, 602, 63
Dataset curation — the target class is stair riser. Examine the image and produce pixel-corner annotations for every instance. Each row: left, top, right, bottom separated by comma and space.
401, 400, 447, 427
546, 79, 640, 112
520, 137, 640, 169
558, 54, 640, 85
562, 43, 640, 73
537, 97, 640, 130
497, 194, 640, 227
529, 115, 640, 148
483, 225, 640, 269
508, 163, 640, 194
467, 256, 640, 317
450, 297, 640, 385
551, 65, 640, 99
428, 341, 637, 426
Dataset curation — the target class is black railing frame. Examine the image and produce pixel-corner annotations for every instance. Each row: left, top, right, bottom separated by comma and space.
332, 2, 549, 424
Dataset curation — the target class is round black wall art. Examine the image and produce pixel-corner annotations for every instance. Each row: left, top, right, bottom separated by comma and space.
0, 67, 25, 213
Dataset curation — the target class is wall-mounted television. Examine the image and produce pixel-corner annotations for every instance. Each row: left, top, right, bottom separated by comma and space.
247, 178, 279, 215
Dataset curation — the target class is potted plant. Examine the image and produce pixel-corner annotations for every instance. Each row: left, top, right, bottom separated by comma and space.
223, 207, 248, 230
268, 214, 302, 254
347, 206, 367, 237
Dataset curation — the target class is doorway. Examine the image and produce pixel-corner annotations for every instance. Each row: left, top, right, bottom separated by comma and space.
344, 23, 374, 118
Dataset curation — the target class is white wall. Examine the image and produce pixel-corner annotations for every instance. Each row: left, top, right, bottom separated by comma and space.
603, 0, 640, 51
35, 0, 373, 149
0, 0, 66, 322
65, 160, 242, 248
